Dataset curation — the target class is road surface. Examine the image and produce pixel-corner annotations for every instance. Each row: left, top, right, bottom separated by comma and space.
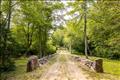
39, 50, 92, 80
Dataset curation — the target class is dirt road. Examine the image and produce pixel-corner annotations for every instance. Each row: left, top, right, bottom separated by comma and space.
39, 50, 92, 80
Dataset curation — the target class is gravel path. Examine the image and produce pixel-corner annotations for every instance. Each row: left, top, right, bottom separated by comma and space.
39, 50, 92, 80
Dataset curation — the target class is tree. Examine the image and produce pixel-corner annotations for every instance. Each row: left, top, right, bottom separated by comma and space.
12, 1, 64, 58
88, 0, 120, 59
0, 0, 19, 72
83, 0, 88, 58
0, 0, 12, 67
65, 0, 90, 58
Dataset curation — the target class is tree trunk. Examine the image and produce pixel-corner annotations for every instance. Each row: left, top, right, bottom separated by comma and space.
8, 0, 12, 30
2, 0, 12, 66
84, 0, 88, 59
70, 39, 72, 54
43, 27, 46, 56
27, 23, 30, 50
0, 0, 2, 64
38, 26, 42, 58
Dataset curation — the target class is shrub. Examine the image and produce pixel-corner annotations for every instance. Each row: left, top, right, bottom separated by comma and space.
47, 45, 56, 54
47, 40, 56, 55
0, 59, 16, 72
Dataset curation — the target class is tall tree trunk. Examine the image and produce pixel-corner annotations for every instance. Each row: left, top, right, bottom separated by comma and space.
84, 0, 88, 59
27, 23, 30, 50
69, 39, 72, 54
38, 26, 42, 58
8, 0, 12, 30
28, 24, 34, 50
43, 27, 48, 56
2, 0, 12, 65
0, 0, 2, 65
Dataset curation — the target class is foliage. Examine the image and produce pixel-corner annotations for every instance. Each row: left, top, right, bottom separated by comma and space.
61, 0, 120, 60
0, 0, 16, 72
88, 1, 120, 59
0, 0, 64, 74
52, 29, 65, 47
47, 39, 56, 55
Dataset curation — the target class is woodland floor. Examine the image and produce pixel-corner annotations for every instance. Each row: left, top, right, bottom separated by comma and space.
3, 50, 120, 80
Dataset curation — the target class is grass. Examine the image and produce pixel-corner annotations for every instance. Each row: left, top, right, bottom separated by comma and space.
88, 56, 120, 76
72, 53, 120, 80
1, 55, 57, 80
103, 59, 120, 75
1, 53, 120, 80
74, 54, 120, 76
1, 57, 28, 80
90, 58, 120, 80
71, 53, 120, 77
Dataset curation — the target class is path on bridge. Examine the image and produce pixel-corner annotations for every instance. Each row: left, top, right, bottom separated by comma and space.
39, 50, 92, 80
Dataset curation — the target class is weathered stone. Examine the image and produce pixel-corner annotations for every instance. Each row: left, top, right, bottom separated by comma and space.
26, 60, 32, 72
93, 59, 103, 73
74, 56, 81, 61
73, 56, 104, 73
26, 55, 39, 72
84, 60, 93, 68
39, 58, 48, 65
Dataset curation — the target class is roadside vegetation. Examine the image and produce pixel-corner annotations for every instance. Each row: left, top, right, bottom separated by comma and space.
73, 54, 120, 80
71, 51, 120, 76
72, 51, 120, 76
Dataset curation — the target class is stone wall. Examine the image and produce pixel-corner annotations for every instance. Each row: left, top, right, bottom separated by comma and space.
26, 54, 55, 72
73, 56, 103, 73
